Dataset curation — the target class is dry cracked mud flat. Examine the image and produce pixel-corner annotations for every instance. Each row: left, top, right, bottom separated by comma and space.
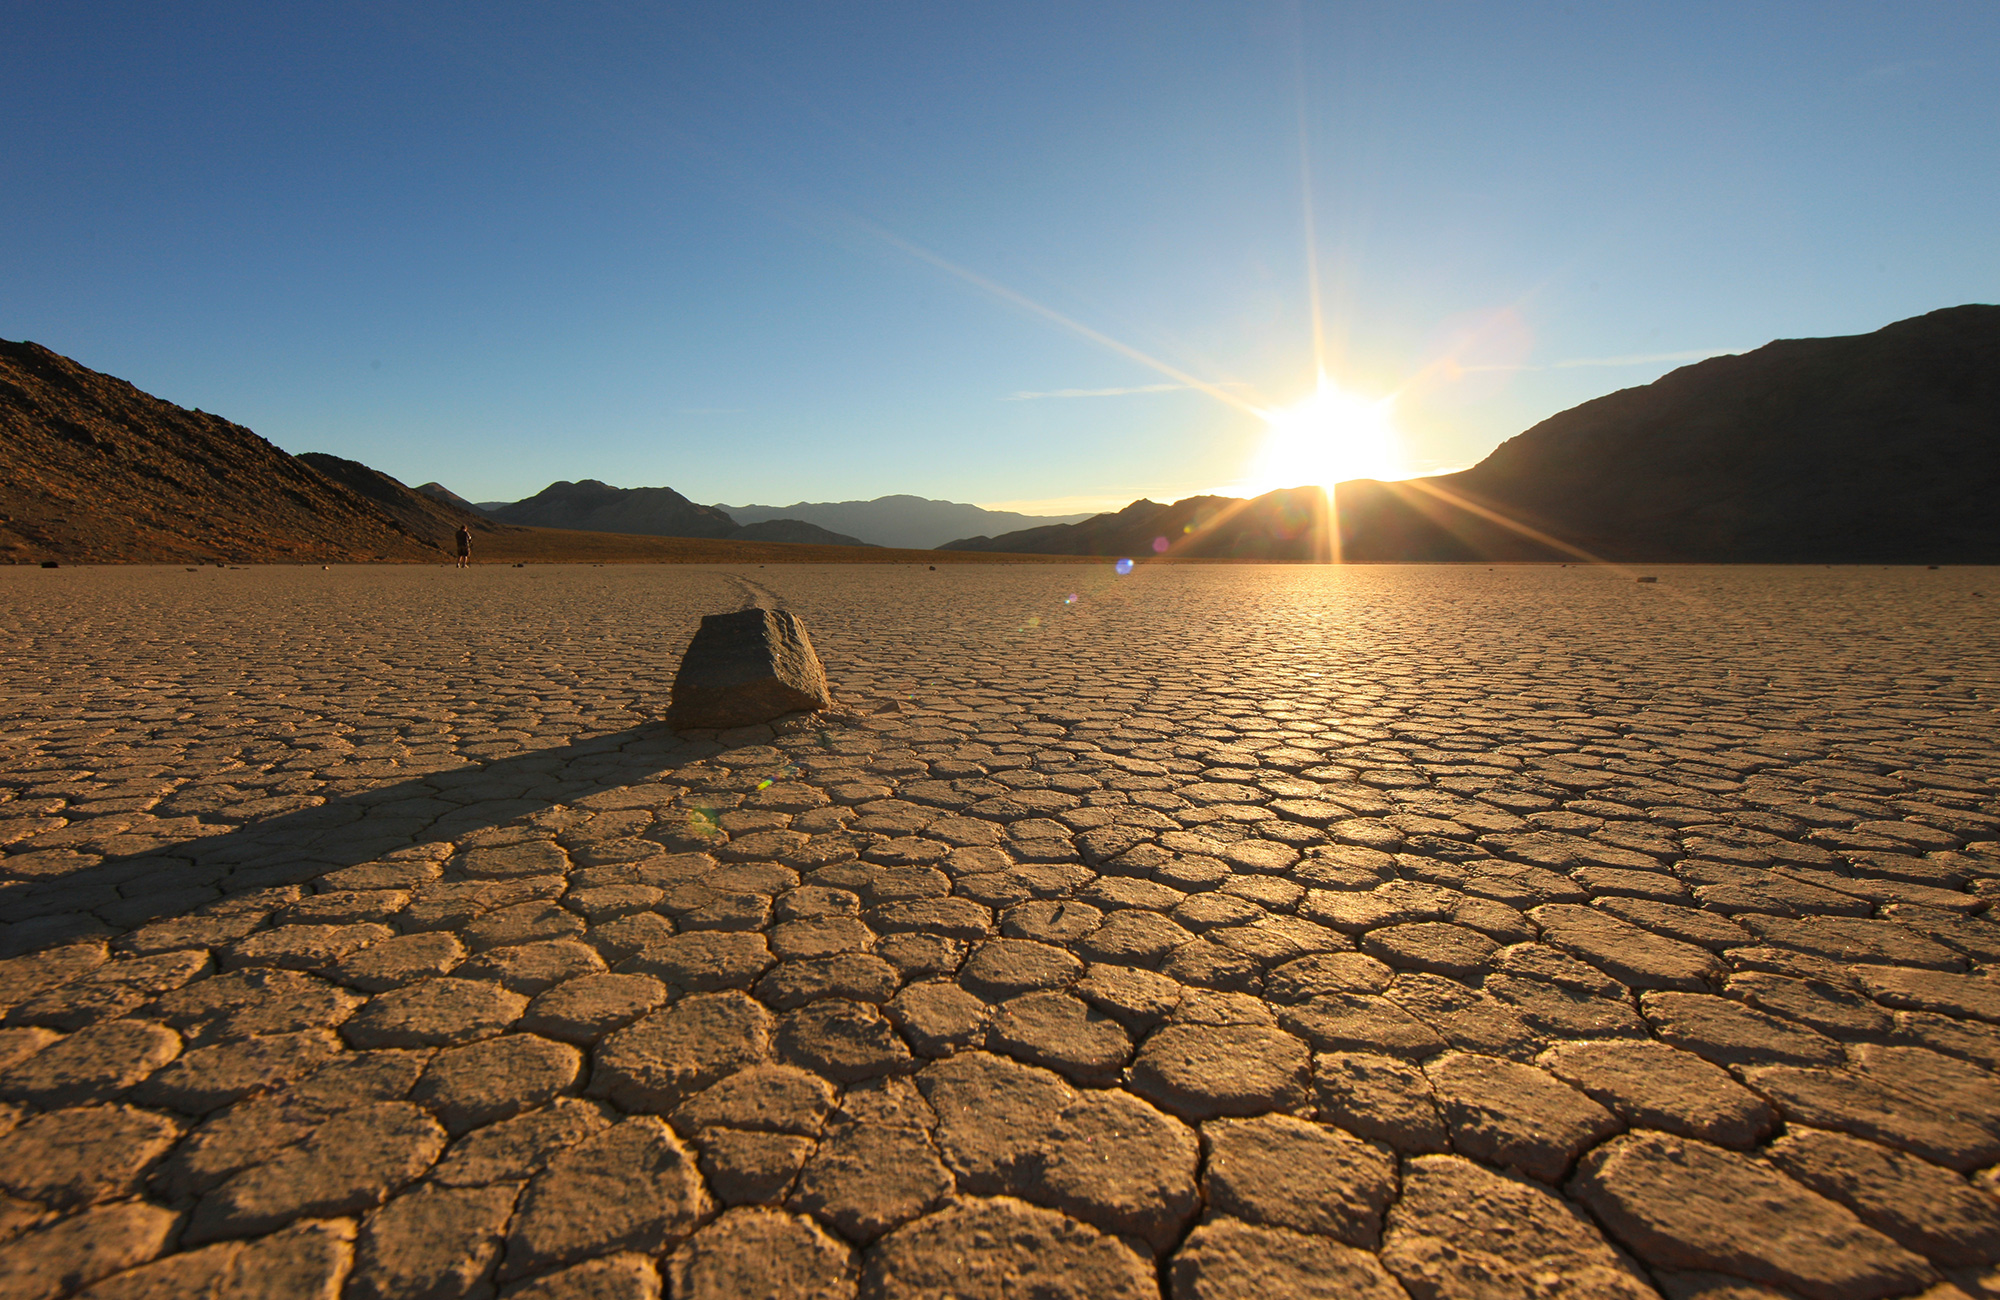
1, 561, 1998, 1300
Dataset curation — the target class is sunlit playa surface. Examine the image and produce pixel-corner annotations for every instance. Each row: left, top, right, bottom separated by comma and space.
1, 562, 1996, 1296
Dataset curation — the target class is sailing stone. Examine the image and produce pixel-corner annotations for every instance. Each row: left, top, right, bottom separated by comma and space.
666, 608, 833, 728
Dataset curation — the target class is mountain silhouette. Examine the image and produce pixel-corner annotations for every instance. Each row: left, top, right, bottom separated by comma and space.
415, 481, 495, 518
488, 479, 867, 547
14, 304, 1992, 566
487, 479, 734, 536
940, 490, 1331, 559
950, 305, 2000, 564
718, 494, 1093, 549
1360, 303, 2000, 562
0, 344, 869, 563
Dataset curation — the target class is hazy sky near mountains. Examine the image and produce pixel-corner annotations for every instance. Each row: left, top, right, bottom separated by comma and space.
4, 3, 1996, 513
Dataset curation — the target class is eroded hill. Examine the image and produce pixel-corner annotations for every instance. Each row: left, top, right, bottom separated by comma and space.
0, 341, 440, 563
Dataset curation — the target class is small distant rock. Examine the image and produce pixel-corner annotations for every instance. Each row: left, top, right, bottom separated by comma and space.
667, 609, 833, 729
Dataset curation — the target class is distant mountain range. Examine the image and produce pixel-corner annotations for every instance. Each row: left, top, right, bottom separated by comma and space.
941, 490, 1332, 559
715, 495, 1095, 550
945, 305, 2000, 563
8, 304, 1994, 564
300, 453, 514, 548
477, 479, 866, 547
0, 345, 867, 563
446, 484, 1089, 549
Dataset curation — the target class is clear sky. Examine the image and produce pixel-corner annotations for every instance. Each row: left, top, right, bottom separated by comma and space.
5, 3, 1996, 512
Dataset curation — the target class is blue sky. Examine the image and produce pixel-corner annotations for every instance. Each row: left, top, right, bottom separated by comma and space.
5, 3, 1996, 512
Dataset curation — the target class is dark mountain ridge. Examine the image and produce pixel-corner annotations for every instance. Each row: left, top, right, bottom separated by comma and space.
0, 343, 864, 562
415, 481, 494, 518
490, 478, 737, 537
943, 490, 1332, 560
717, 493, 1094, 549
299, 453, 515, 549
13, 304, 1992, 564
488, 479, 867, 547
950, 305, 2000, 563
1377, 302, 2000, 562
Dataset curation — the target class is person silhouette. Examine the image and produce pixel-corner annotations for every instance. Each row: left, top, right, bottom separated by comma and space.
455, 524, 471, 568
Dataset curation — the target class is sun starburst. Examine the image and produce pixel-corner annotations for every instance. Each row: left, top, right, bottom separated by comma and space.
1245, 376, 1404, 493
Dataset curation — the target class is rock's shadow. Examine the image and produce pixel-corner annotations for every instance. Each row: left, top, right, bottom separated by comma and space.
3, 723, 714, 958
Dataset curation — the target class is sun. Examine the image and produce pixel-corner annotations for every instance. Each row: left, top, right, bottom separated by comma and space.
1246, 376, 1404, 492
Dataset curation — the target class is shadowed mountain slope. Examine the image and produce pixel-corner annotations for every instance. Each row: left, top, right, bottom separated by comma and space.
719, 494, 1094, 549
0, 340, 439, 563
1343, 303, 2000, 562
490, 479, 867, 547
729, 518, 868, 546
0, 345, 879, 563
415, 481, 495, 518
298, 453, 516, 548
489, 479, 736, 537
942, 489, 1332, 560
952, 305, 2000, 563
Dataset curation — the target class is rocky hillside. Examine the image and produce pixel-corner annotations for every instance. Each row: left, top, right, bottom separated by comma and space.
489, 479, 868, 547
0, 343, 871, 563
955, 305, 2000, 563
298, 453, 512, 549
0, 341, 439, 563
414, 481, 494, 518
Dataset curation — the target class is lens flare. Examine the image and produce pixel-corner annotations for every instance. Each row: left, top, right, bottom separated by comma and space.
1115, 558, 1135, 575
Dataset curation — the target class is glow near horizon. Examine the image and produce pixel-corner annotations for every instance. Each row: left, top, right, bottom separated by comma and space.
1243, 378, 1406, 495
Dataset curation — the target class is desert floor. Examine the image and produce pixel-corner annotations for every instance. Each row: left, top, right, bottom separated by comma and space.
1, 562, 1997, 1300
